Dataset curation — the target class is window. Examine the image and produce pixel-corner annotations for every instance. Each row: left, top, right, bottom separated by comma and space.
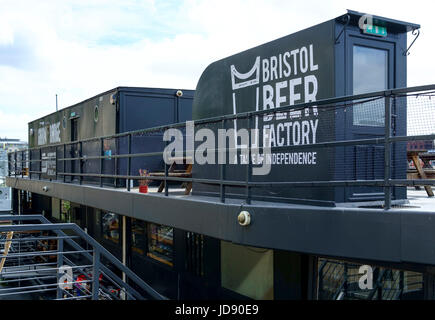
60, 200, 71, 222
71, 118, 78, 141
147, 223, 173, 267
131, 218, 146, 255
102, 212, 120, 244
52, 198, 61, 220
317, 258, 423, 300
94, 105, 99, 123
185, 232, 204, 277
130, 220, 174, 267
353, 45, 388, 127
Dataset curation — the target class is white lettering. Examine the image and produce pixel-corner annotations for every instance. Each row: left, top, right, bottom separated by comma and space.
299, 46, 308, 73
289, 78, 302, 105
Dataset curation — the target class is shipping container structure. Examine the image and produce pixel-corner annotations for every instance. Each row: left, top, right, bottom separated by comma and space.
6, 10, 435, 301
192, 9, 415, 205
27, 87, 193, 186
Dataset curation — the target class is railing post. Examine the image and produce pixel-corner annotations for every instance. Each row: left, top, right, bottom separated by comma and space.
92, 246, 100, 300
164, 140, 169, 196
377, 278, 383, 300
63, 144, 66, 183
114, 139, 118, 188
343, 263, 348, 298
29, 150, 32, 180
55, 147, 58, 181
384, 95, 392, 210
39, 148, 42, 180
246, 115, 252, 204
56, 238, 64, 299
21, 150, 23, 178
318, 266, 324, 300
127, 134, 131, 191
220, 119, 226, 203
79, 141, 83, 185
7, 153, 10, 177
399, 270, 404, 300
100, 138, 103, 187
122, 215, 129, 300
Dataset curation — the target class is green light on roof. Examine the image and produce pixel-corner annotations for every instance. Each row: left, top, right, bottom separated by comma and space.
364, 24, 387, 37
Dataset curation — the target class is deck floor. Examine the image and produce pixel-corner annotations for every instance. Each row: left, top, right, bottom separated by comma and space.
399, 188, 435, 212
7, 177, 435, 212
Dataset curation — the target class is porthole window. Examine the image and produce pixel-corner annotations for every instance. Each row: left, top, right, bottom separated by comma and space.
94, 105, 99, 123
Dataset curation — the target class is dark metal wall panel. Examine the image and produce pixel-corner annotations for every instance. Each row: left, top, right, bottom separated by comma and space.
401, 212, 435, 265
191, 19, 336, 204
190, 13, 412, 205
28, 87, 195, 186
178, 97, 193, 123
28, 89, 117, 148
117, 88, 194, 186
234, 204, 402, 263
118, 88, 194, 133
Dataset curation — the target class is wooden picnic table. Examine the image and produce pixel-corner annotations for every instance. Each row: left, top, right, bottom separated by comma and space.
407, 150, 435, 197
147, 156, 193, 195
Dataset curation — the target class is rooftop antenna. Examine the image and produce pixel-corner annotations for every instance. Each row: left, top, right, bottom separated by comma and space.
56, 94, 58, 111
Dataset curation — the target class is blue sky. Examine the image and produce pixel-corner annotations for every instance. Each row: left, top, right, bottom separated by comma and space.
0, 0, 434, 141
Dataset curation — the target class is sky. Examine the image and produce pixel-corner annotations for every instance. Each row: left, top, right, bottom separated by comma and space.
0, 0, 434, 141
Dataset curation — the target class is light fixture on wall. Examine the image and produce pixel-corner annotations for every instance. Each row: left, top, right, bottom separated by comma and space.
238, 211, 251, 226
110, 93, 117, 105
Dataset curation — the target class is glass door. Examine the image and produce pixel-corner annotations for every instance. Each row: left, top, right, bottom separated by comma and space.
352, 45, 389, 127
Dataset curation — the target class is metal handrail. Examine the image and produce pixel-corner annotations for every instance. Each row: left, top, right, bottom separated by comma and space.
7, 84, 435, 207
0, 214, 167, 300
12, 83, 435, 152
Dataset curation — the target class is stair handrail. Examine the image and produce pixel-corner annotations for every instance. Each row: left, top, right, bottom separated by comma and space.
0, 214, 167, 300
366, 268, 387, 300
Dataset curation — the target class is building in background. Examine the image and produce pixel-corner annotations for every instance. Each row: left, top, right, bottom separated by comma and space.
0, 138, 27, 212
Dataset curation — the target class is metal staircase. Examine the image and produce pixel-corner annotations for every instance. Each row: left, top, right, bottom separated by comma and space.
0, 214, 167, 300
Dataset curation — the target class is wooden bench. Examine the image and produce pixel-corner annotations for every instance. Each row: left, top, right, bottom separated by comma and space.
407, 150, 435, 197
148, 157, 193, 195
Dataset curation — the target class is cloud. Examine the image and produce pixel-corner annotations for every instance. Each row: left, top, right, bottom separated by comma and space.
0, 110, 32, 141
0, 32, 41, 69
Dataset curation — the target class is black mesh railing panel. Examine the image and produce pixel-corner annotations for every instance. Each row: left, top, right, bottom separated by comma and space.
7, 85, 435, 206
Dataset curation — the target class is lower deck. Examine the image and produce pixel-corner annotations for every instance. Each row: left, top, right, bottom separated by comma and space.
4, 184, 434, 300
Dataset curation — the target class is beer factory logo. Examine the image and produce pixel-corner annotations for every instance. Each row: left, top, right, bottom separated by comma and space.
230, 45, 320, 167
163, 43, 321, 176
